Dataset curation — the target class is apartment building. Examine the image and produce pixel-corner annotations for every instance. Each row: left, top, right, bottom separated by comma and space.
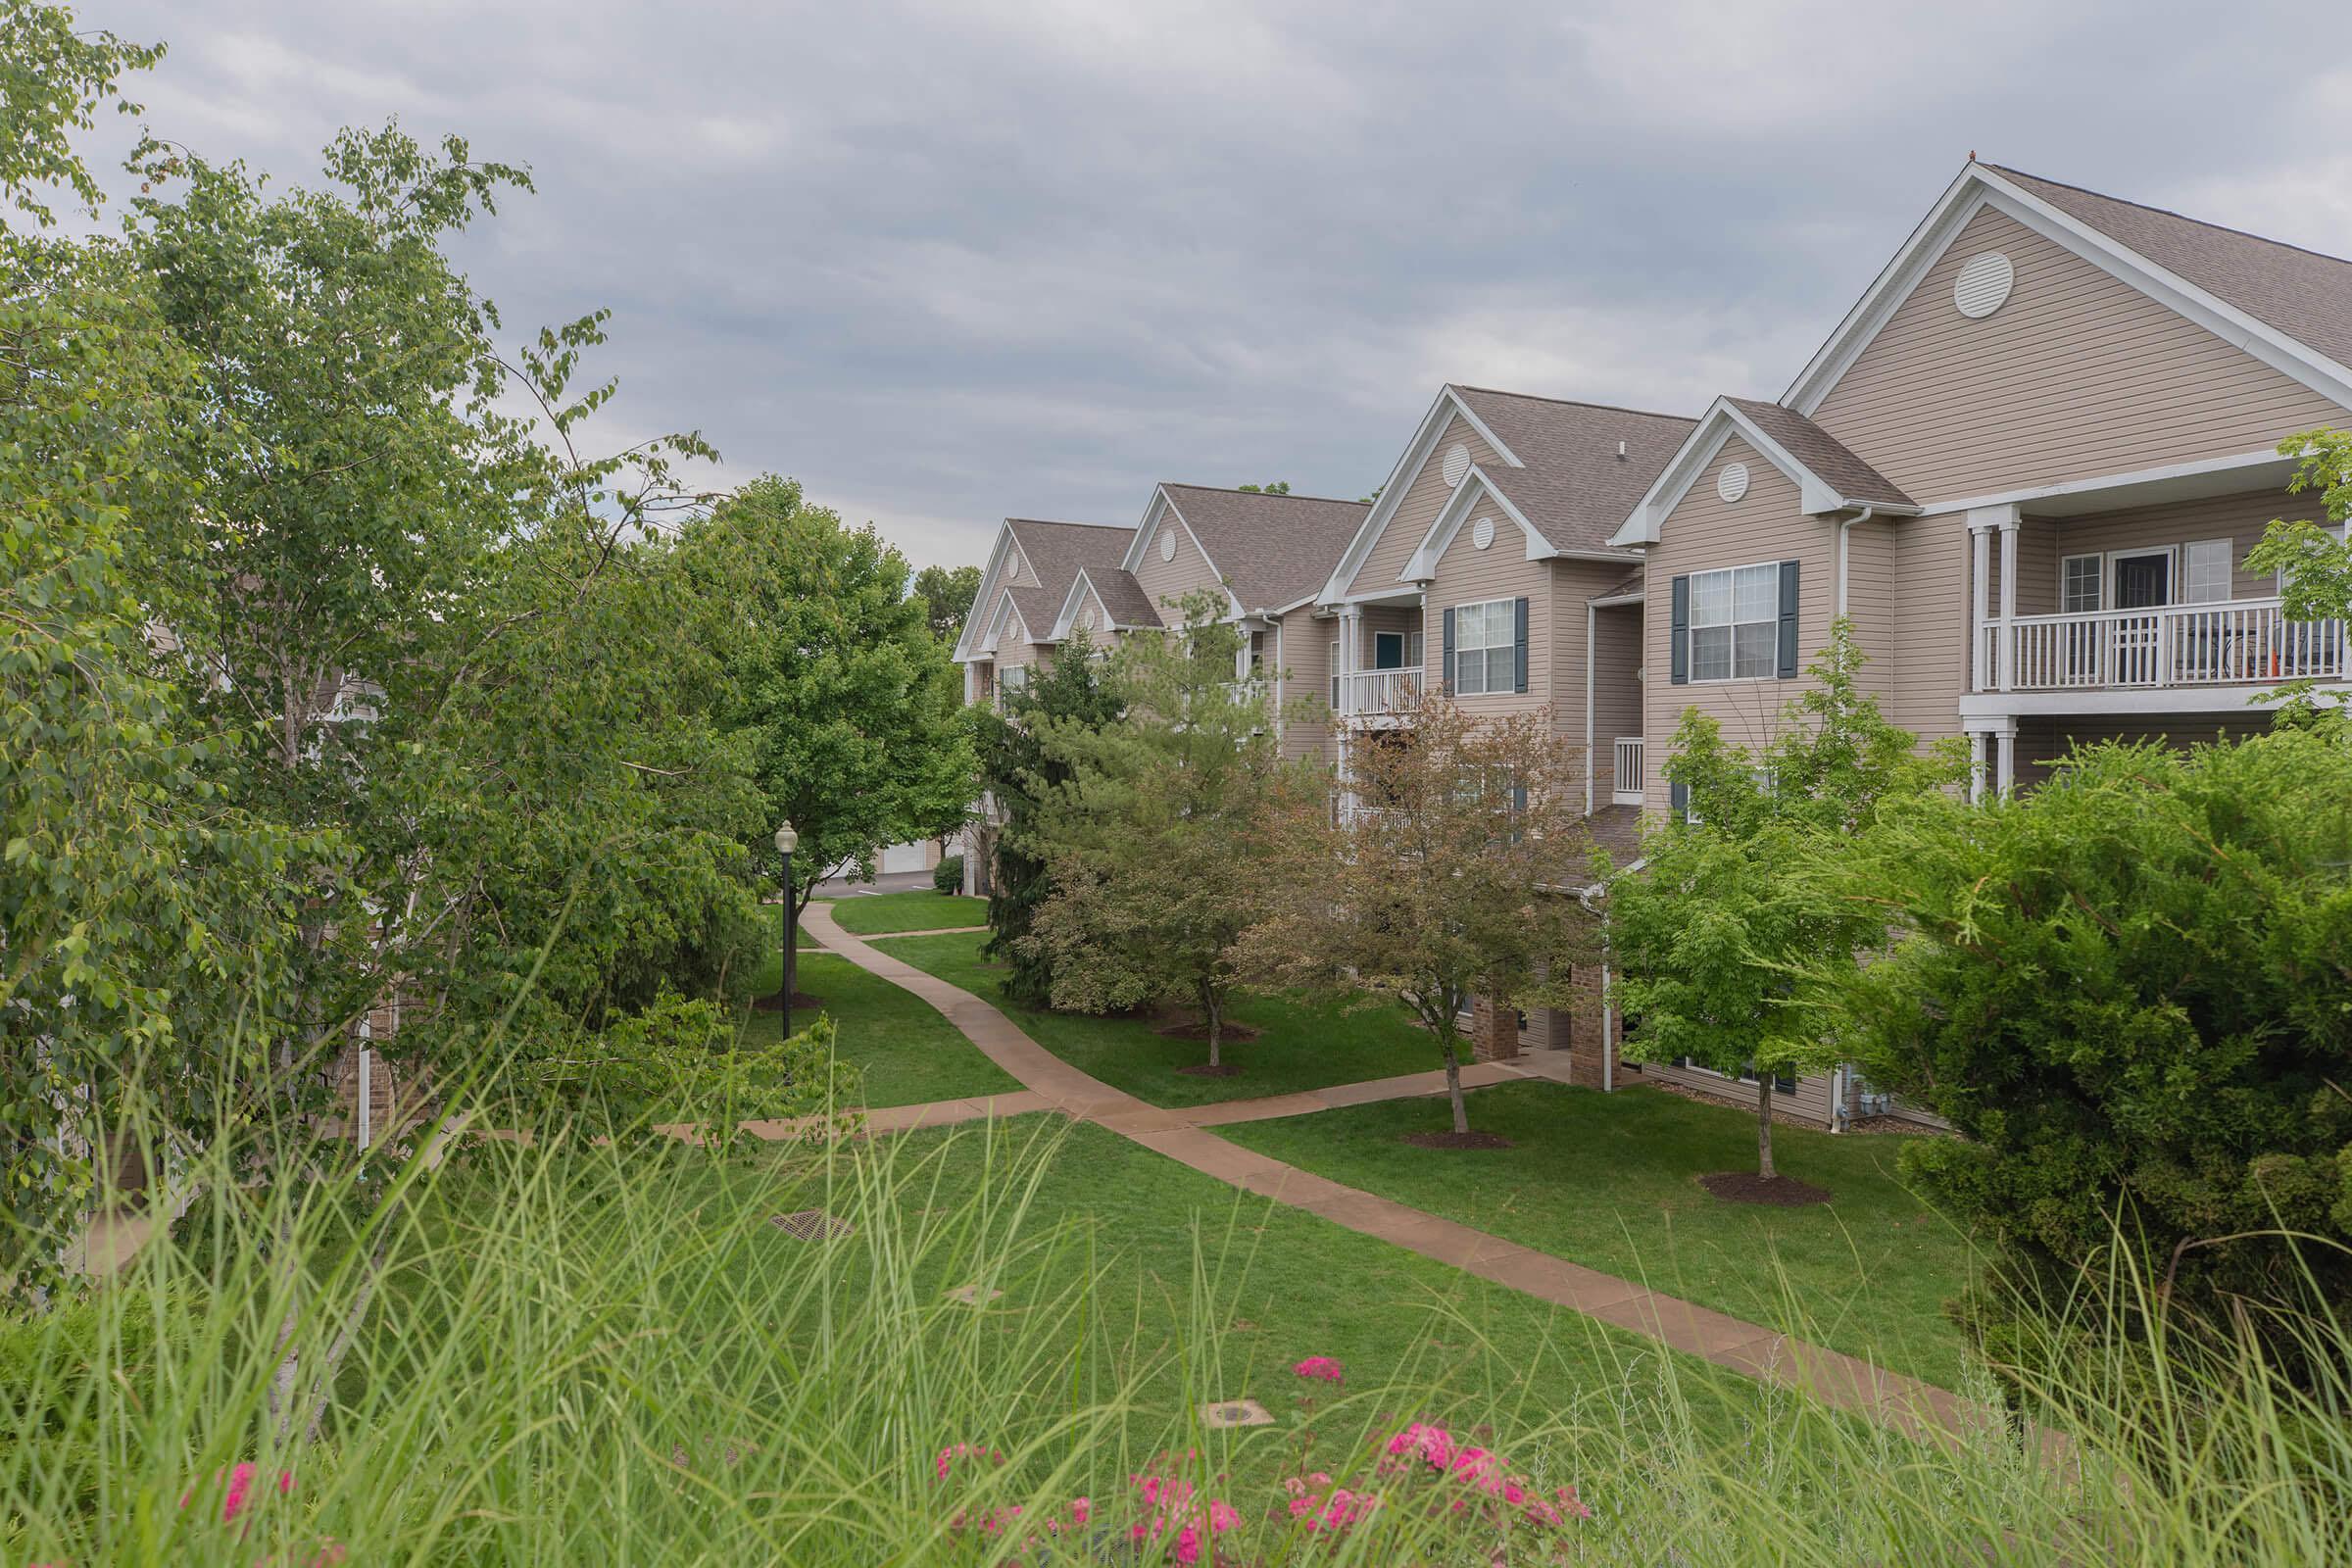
956, 159, 2352, 1125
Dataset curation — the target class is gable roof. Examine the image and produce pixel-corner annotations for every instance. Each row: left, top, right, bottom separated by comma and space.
1785, 161, 2352, 418
1001, 517, 1133, 642
1050, 565, 1162, 640
1609, 396, 1920, 548
1152, 485, 1371, 613
1988, 166, 2352, 376
1447, 388, 1699, 555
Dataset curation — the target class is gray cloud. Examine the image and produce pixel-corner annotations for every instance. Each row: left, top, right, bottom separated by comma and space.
78, 0, 2352, 567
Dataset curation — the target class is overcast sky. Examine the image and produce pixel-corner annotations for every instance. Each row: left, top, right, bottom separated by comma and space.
81, 0, 2352, 569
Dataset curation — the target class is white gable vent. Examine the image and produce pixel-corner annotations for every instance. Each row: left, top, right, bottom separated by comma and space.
1441, 442, 1472, 488
1716, 462, 1750, 505
1471, 516, 1495, 551
1953, 251, 2015, 318
1158, 527, 1177, 563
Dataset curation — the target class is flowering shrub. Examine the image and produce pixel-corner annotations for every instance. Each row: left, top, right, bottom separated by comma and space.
1290, 1355, 1345, 1386
181, 1462, 294, 1527
1278, 1418, 1592, 1556
1130, 1464, 1241, 1565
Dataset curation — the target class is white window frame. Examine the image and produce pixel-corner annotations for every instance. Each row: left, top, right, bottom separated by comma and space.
1328, 638, 1341, 709
2060, 553, 2103, 614
1452, 598, 1516, 696
2180, 538, 2233, 606
2103, 546, 2175, 611
1000, 663, 1030, 695
1687, 562, 1780, 684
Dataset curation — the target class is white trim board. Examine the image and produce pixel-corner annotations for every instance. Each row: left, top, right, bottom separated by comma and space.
1610, 398, 1919, 548
1316, 385, 1527, 607
1957, 686, 2346, 719
1783, 163, 2352, 418
1120, 487, 1243, 618
1919, 447, 2302, 519
955, 525, 1034, 662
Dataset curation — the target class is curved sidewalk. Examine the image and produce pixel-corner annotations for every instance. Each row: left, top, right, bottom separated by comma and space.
801, 903, 1991, 1448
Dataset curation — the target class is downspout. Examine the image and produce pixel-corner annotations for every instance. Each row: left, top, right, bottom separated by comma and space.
1837, 504, 1878, 617
1577, 881, 1616, 1094
1583, 601, 1597, 816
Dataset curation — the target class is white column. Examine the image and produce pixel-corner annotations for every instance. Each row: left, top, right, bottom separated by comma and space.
1967, 731, 1987, 805
1337, 605, 1362, 714
1969, 523, 1993, 692
1994, 719, 2018, 800
1998, 520, 2019, 692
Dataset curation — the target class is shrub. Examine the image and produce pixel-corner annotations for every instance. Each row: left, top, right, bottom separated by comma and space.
933, 854, 964, 896
513, 988, 852, 1133
1826, 727, 2352, 1392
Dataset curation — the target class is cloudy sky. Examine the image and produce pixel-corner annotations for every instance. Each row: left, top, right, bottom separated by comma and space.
81, 0, 2352, 568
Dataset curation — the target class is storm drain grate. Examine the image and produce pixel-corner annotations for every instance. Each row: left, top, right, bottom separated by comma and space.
769, 1208, 856, 1242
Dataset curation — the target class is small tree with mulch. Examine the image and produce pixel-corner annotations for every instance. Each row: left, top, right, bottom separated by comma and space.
1019, 591, 1296, 1072
1242, 700, 1596, 1140
1609, 620, 1962, 1192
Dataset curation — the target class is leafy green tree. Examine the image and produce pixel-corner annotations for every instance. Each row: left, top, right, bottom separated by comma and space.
1609, 621, 1963, 1179
688, 478, 974, 993
1821, 727, 2352, 1390
1244, 701, 1595, 1137
2246, 427, 2352, 722
911, 563, 983, 642
1020, 593, 1288, 1069
975, 639, 1123, 1007
1237, 481, 1290, 495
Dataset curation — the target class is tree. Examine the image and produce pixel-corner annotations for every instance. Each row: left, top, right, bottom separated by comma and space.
1238, 480, 1290, 495
1608, 621, 1963, 1180
1020, 592, 1288, 1070
1819, 727, 2352, 1391
1243, 701, 1595, 1138
2246, 427, 2352, 722
911, 564, 983, 643
689, 477, 975, 994
974, 637, 1124, 1007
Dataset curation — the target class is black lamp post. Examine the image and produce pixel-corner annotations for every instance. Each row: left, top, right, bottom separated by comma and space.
775, 821, 799, 1036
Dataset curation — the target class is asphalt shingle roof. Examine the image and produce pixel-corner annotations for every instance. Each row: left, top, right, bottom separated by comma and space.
1447, 387, 1698, 555
1003, 518, 1133, 642
1990, 165, 2352, 375
1156, 485, 1371, 612
1724, 398, 1915, 508
1078, 567, 1162, 630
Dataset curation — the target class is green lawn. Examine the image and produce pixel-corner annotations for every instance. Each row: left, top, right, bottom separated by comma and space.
820, 889, 990, 935
1221, 1079, 1979, 1389
871, 929, 1450, 1107
741, 948, 1021, 1107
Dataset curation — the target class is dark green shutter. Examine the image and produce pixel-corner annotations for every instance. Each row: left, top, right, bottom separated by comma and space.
1669, 575, 1690, 685
1441, 607, 1456, 695
1512, 597, 1530, 693
1777, 561, 1800, 679
1669, 779, 1689, 821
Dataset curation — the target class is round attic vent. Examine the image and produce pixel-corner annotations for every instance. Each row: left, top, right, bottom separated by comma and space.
1441, 442, 1472, 488
1158, 527, 1177, 563
1954, 251, 2015, 318
1716, 462, 1750, 505
1471, 516, 1495, 551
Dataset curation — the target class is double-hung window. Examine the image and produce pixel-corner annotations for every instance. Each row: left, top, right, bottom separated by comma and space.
1453, 599, 1515, 695
1689, 564, 1779, 681
2061, 555, 2102, 613
2181, 539, 2232, 605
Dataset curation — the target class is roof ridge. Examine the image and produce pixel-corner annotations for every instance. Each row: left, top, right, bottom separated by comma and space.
1448, 384, 1699, 423
1006, 516, 1132, 531
1157, 482, 1369, 507
1985, 163, 2352, 273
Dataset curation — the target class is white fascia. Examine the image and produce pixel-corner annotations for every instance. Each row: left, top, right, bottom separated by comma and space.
954, 525, 1028, 662
978, 589, 1028, 656
1784, 163, 2352, 417
1315, 385, 1527, 608
1119, 486, 1244, 619
1608, 399, 1918, 548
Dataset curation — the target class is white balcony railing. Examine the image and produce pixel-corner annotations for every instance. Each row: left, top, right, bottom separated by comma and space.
1990, 599, 2347, 693
1610, 737, 1645, 807
1336, 664, 1423, 716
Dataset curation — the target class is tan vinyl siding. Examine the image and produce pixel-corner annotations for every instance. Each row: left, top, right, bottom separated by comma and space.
1274, 613, 1332, 764
1544, 559, 1638, 780
2034, 486, 2300, 610
1642, 436, 1838, 812
1132, 502, 1227, 619
1812, 206, 2350, 503
1632, 1062, 1840, 1128
1346, 414, 1503, 599
2014, 711, 2272, 789
1840, 515, 1899, 708
1888, 518, 1974, 743
1588, 604, 1644, 794
1429, 511, 1551, 717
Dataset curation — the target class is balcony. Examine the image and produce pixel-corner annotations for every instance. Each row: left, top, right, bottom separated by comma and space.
1609, 737, 1645, 807
1335, 665, 1423, 723
1984, 599, 2347, 696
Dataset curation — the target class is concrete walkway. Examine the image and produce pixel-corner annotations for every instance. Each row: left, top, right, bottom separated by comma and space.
800, 901, 1999, 1448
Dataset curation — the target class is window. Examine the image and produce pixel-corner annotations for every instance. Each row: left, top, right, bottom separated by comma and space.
1689, 564, 1779, 681
2061, 554, 2102, 613
2181, 539, 2232, 605
1328, 639, 1341, 709
1000, 664, 1029, 695
1453, 599, 1515, 695
1408, 627, 1425, 667
1250, 630, 1265, 676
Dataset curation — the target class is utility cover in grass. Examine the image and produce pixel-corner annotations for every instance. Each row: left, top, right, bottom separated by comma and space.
770, 1208, 856, 1240
1199, 1398, 1273, 1429
946, 1284, 1004, 1305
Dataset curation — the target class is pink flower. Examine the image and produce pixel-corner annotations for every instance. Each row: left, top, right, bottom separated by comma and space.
1290, 1354, 1346, 1385
1070, 1496, 1091, 1525
180, 1463, 294, 1528
934, 1443, 1002, 1481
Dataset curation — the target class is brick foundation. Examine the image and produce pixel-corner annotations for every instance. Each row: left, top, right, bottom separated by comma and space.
1468, 996, 1523, 1061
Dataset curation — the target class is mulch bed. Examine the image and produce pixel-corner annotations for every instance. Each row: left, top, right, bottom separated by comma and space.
753, 992, 826, 1012
1155, 1020, 1262, 1044
1176, 1062, 1244, 1077
1698, 1171, 1832, 1207
1401, 1130, 1515, 1151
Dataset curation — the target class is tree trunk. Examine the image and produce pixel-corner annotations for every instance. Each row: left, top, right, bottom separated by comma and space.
1200, 983, 1222, 1070
1757, 1077, 1777, 1180
1441, 1036, 1469, 1135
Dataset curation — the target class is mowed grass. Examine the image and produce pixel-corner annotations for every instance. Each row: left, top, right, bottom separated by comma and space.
820, 889, 991, 935
1221, 1079, 1979, 1390
871, 929, 1446, 1107
740, 947, 1020, 1107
